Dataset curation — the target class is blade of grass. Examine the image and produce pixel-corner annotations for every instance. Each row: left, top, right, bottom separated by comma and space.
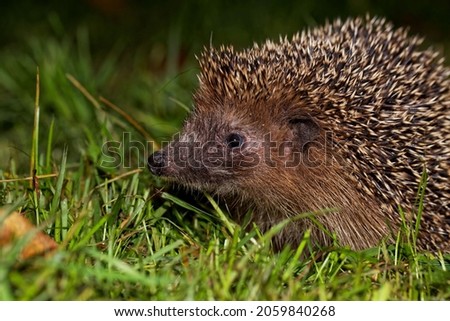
204, 193, 236, 235
50, 147, 68, 242
161, 192, 215, 220
30, 67, 40, 179
99, 96, 157, 147
45, 117, 55, 170
414, 168, 427, 249
0, 173, 58, 183
66, 73, 101, 110
169, 96, 191, 113
31, 67, 40, 224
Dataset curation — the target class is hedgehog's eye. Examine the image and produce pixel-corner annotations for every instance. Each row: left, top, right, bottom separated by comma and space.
225, 133, 244, 149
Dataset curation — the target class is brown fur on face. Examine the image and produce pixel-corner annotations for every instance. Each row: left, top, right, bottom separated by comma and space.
148, 16, 450, 253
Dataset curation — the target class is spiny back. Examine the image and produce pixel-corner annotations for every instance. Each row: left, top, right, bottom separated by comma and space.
199, 16, 449, 104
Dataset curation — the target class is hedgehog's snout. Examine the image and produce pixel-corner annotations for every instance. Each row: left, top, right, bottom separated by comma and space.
147, 150, 167, 176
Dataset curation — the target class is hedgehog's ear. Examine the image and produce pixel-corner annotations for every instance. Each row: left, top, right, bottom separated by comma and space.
288, 116, 321, 149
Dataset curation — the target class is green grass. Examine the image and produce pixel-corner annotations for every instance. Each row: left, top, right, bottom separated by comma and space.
1, 10, 450, 301
1, 165, 449, 301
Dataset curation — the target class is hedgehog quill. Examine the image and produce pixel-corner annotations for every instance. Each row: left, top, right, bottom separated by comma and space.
148, 16, 450, 253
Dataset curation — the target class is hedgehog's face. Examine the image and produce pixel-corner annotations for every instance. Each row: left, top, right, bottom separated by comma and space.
148, 110, 266, 192
148, 99, 324, 196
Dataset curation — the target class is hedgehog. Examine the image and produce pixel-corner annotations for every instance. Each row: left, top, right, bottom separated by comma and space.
148, 16, 450, 253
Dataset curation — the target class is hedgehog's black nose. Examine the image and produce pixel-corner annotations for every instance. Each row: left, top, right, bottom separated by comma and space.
148, 150, 166, 176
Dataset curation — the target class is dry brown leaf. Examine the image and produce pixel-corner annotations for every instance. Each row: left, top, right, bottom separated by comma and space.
0, 209, 57, 260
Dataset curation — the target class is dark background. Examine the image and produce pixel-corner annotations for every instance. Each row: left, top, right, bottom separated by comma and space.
1, 0, 449, 170
3, 0, 450, 51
